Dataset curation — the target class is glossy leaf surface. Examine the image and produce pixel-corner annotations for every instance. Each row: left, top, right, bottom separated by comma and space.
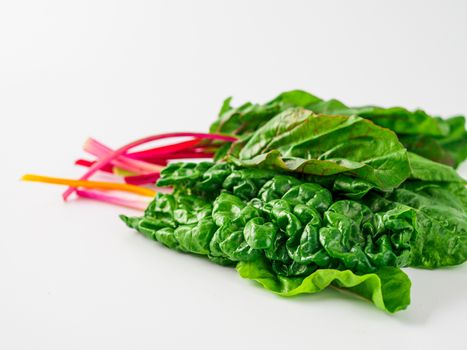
231, 108, 410, 190
237, 257, 411, 313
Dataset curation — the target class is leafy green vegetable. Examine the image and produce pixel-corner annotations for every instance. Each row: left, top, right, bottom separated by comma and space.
116, 91, 466, 313
27, 88, 466, 313
211, 90, 467, 167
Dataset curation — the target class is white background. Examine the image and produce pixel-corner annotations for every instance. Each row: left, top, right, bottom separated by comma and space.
1, 1, 466, 349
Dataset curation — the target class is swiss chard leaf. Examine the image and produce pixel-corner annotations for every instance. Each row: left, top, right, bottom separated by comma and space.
237, 257, 411, 313
310, 104, 466, 167
211, 90, 466, 167
230, 108, 410, 190
437, 116, 467, 166
209, 90, 322, 136
307, 99, 450, 137
391, 116, 466, 168
407, 152, 466, 183
364, 181, 467, 268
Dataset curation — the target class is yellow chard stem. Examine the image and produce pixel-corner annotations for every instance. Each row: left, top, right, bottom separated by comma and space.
21, 174, 156, 197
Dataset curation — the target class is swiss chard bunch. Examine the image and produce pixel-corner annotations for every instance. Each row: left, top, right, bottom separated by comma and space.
122, 96, 465, 313
24, 91, 467, 313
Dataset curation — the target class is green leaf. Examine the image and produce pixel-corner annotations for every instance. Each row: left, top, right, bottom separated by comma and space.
209, 101, 283, 135
231, 108, 410, 190
244, 217, 276, 249
356, 107, 450, 136
212, 192, 246, 226
211, 90, 466, 167
122, 161, 465, 313
269, 89, 322, 107
218, 96, 233, 116
308, 100, 450, 137
407, 152, 466, 183
332, 175, 375, 199
236, 257, 411, 313
365, 181, 467, 268
399, 135, 456, 167
398, 116, 467, 168
437, 116, 467, 167
210, 90, 322, 136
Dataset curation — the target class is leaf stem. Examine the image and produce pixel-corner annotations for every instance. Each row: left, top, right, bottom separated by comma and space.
22, 174, 156, 197
76, 189, 150, 210
62, 132, 237, 200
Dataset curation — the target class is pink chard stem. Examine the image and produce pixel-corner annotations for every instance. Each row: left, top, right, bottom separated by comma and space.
63, 133, 237, 201
76, 189, 150, 210
84, 138, 163, 174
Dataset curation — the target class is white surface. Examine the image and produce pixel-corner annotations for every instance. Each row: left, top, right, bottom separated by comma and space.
1, 1, 466, 349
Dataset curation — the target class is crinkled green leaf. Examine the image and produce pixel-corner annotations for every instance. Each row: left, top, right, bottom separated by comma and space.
129, 162, 467, 270
122, 162, 466, 313
365, 181, 467, 268
125, 164, 421, 274
332, 175, 375, 199
237, 257, 411, 313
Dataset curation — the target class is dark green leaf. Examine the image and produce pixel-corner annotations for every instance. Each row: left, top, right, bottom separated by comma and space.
407, 152, 466, 183
365, 181, 467, 268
